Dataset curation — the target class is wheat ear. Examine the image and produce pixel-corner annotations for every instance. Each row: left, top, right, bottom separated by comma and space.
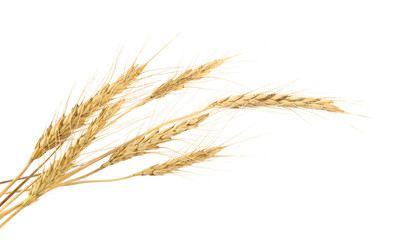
209, 93, 344, 113
103, 113, 210, 168
143, 58, 228, 102
133, 146, 225, 176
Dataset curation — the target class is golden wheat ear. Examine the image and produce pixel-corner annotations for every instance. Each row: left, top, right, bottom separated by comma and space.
144, 58, 229, 102
104, 113, 211, 168
210, 93, 344, 113
134, 146, 226, 176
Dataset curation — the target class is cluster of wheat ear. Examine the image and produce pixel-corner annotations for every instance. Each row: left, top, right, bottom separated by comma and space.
0, 47, 345, 229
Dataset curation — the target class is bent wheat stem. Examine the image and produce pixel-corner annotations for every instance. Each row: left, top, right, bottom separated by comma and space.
0, 175, 39, 186
0, 160, 33, 205
0, 203, 22, 221
0, 204, 25, 229
0, 180, 36, 216
0, 146, 60, 209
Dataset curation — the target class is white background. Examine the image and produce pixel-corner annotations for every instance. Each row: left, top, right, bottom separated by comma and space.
0, 0, 395, 239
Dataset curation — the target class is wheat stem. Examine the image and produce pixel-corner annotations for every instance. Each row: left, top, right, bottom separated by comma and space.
0, 175, 39, 186
0, 147, 60, 209
0, 180, 36, 215
0, 203, 22, 221
0, 205, 25, 229
0, 160, 33, 204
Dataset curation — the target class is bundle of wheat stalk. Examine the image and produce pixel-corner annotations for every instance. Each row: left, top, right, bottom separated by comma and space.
0, 46, 345, 229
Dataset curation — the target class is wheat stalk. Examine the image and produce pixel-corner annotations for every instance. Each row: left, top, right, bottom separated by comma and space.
0, 48, 347, 230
